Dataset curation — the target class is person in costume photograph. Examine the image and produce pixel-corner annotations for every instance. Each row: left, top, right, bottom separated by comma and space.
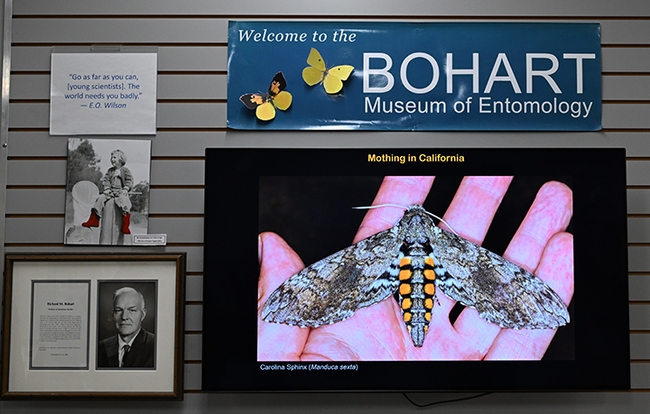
82, 149, 134, 235
97, 286, 155, 368
257, 176, 573, 361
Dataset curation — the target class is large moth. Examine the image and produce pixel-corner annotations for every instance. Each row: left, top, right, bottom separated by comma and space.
261, 204, 570, 347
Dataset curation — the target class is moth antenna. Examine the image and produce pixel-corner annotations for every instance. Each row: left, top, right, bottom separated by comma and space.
419, 210, 460, 236
352, 203, 460, 236
352, 203, 408, 211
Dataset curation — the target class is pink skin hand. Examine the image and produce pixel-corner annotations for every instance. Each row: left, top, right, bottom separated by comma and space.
258, 176, 573, 361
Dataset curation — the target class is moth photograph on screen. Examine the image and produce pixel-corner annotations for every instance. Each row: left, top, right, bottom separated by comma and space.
257, 176, 573, 361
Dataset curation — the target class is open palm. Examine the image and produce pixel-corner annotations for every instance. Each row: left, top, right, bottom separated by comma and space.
258, 176, 573, 361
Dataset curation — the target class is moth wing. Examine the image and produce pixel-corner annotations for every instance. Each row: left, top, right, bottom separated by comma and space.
305, 47, 326, 71
261, 228, 402, 328
328, 65, 354, 81
272, 90, 292, 111
255, 101, 276, 121
431, 227, 570, 329
323, 66, 353, 94
302, 66, 324, 86
268, 72, 287, 95
322, 74, 344, 94
240, 93, 264, 110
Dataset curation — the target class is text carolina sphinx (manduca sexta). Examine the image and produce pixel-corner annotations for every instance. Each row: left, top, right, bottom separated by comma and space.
261, 204, 570, 347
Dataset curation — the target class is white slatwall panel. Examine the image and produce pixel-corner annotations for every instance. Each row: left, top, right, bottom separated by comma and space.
1, 1, 649, 413
9, 0, 650, 17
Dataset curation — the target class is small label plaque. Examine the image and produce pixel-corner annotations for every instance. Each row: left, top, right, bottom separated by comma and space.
133, 234, 167, 246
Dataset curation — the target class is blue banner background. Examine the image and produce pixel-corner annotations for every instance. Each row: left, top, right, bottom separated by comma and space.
227, 22, 601, 131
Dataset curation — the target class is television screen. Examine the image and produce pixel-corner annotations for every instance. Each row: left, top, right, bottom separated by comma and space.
202, 148, 629, 392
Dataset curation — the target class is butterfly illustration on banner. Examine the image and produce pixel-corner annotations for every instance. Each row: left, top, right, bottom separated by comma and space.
302, 48, 354, 94
239, 72, 293, 121
261, 204, 570, 348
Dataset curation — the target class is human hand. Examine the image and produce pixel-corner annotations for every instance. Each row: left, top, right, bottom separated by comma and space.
257, 176, 573, 361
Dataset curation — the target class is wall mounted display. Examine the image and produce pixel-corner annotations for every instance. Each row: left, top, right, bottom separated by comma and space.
1, 253, 185, 399
227, 22, 601, 131
64, 138, 152, 246
49, 51, 158, 135
202, 147, 629, 392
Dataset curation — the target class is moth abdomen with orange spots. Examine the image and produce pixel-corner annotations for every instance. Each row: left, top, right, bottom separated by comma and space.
261, 205, 570, 347
394, 243, 438, 347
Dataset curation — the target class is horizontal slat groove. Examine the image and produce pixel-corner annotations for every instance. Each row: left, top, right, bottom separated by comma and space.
10, 14, 650, 21
11, 42, 228, 47
604, 100, 650, 105
4, 241, 205, 247
4, 213, 204, 218
604, 72, 650, 76
6, 184, 205, 189
7, 156, 206, 161
5, 156, 649, 162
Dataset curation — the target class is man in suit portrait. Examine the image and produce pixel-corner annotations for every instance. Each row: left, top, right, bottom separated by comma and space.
97, 286, 155, 368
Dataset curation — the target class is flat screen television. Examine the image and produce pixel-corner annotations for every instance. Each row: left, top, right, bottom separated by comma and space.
202, 148, 630, 392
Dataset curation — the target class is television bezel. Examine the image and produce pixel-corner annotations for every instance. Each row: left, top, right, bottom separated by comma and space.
201, 147, 630, 392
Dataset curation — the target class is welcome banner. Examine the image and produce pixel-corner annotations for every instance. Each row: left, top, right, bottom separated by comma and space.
227, 22, 601, 131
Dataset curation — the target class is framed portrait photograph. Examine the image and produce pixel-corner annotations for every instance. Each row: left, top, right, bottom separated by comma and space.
1, 253, 185, 399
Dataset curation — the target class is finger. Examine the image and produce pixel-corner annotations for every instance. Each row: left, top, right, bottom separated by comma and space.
485, 232, 574, 360
257, 232, 304, 305
439, 176, 513, 338
257, 232, 309, 361
483, 182, 572, 360
535, 232, 574, 305
354, 176, 434, 356
503, 181, 573, 272
323, 176, 434, 359
453, 180, 571, 358
305, 176, 433, 359
441, 176, 514, 244
354, 176, 434, 243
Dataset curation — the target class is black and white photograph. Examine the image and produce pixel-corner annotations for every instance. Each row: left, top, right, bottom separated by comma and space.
64, 138, 152, 245
96, 281, 157, 369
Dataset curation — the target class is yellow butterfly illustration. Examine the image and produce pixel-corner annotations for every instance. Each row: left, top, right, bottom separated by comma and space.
302, 48, 354, 94
240, 72, 293, 121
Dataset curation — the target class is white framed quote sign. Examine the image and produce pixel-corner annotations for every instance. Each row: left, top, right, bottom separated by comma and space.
49, 51, 158, 135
